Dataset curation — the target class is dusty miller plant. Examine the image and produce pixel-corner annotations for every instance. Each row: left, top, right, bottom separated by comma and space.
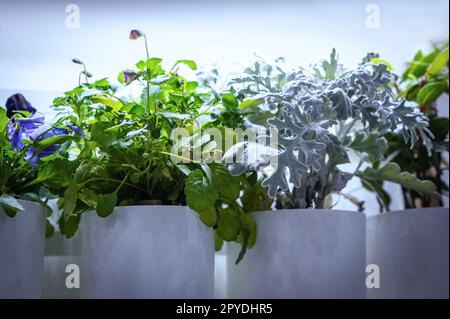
225, 50, 437, 210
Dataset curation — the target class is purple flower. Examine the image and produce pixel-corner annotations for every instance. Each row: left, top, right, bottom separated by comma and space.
10, 126, 23, 151
6, 93, 36, 118
7, 121, 14, 137
24, 125, 69, 164
123, 71, 138, 85
6, 111, 84, 163
17, 112, 45, 134
8, 112, 44, 150
25, 146, 56, 164
129, 29, 143, 40
68, 125, 86, 137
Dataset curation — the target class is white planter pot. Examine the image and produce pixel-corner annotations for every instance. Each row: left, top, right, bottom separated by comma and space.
227, 210, 366, 299
0, 200, 46, 298
367, 208, 449, 299
80, 205, 214, 298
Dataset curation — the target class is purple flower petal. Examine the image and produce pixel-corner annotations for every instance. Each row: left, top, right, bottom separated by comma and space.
17, 112, 44, 125
25, 147, 45, 165
129, 29, 143, 40
123, 71, 138, 85
10, 127, 23, 150
51, 126, 69, 136
68, 125, 86, 137
27, 124, 53, 140
7, 121, 14, 137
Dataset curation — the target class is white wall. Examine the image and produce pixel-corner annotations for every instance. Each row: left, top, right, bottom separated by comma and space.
1, 0, 448, 92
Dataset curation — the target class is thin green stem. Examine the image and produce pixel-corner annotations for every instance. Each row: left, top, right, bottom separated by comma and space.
81, 177, 146, 193
82, 64, 89, 84
143, 34, 151, 116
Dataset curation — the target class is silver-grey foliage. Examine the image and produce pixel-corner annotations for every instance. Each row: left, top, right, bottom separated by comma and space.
226, 51, 434, 209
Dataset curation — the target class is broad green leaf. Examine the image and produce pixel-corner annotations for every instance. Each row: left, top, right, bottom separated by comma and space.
184, 169, 218, 212
349, 133, 388, 161
91, 122, 116, 148
91, 96, 123, 112
28, 158, 76, 188
214, 232, 224, 251
238, 97, 264, 110
59, 214, 80, 238
237, 213, 257, 248
427, 46, 449, 76
412, 50, 424, 62
0, 194, 24, 217
235, 227, 249, 265
430, 117, 450, 141
371, 58, 394, 70
96, 191, 117, 217
417, 81, 448, 105
402, 84, 421, 101
38, 186, 59, 200
327, 137, 350, 166
73, 163, 93, 183
185, 81, 198, 93
173, 59, 197, 71
77, 188, 99, 208
403, 49, 440, 80
129, 104, 146, 116
198, 205, 217, 227
92, 78, 110, 89
211, 165, 240, 201
117, 71, 125, 84
46, 220, 55, 238
36, 135, 72, 150
0, 107, 8, 133
63, 183, 79, 219
357, 163, 436, 195
129, 172, 144, 184
221, 93, 239, 110
146, 57, 163, 71
136, 60, 146, 71
241, 182, 272, 213
216, 208, 241, 241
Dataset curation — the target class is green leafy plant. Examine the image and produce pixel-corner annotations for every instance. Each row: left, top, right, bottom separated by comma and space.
46, 30, 269, 263
372, 44, 449, 209
224, 50, 437, 211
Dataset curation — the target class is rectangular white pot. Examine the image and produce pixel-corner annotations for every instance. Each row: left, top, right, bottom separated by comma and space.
80, 205, 214, 298
0, 200, 46, 298
367, 207, 449, 299
227, 209, 366, 299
